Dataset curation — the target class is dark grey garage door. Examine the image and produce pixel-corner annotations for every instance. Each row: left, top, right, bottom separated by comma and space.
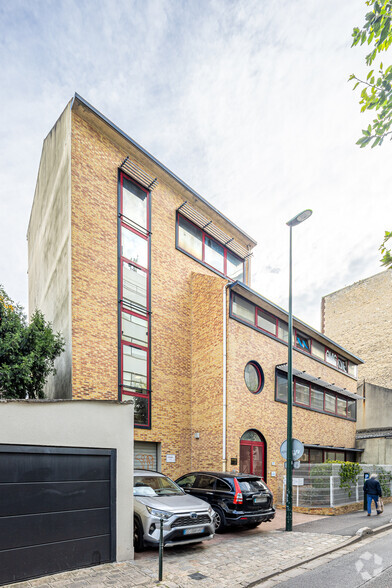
0, 444, 116, 586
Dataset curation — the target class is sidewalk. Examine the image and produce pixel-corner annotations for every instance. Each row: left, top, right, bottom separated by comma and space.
8, 510, 349, 588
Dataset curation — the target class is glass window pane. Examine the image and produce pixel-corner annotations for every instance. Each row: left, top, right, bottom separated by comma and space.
325, 349, 337, 366
121, 226, 148, 268
348, 362, 358, 378
311, 386, 324, 411
337, 357, 348, 373
227, 251, 243, 281
347, 400, 356, 419
178, 216, 202, 259
241, 430, 262, 442
278, 321, 288, 342
123, 345, 147, 391
123, 262, 147, 312
335, 451, 345, 461
295, 380, 310, 405
205, 237, 224, 273
312, 340, 325, 360
122, 177, 147, 229
295, 332, 311, 352
276, 373, 288, 401
244, 363, 260, 392
309, 449, 323, 463
257, 309, 276, 335
133, 395, 149, 426
122, 312, 148, 346
325, 392, 336, 413
325, 451, 336, 461
232, 294, 255, 325
337, 398, 347, 416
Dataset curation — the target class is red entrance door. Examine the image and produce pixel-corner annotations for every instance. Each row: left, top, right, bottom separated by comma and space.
240, 440, 264, 478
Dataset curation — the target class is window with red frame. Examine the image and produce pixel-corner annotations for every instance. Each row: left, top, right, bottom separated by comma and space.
177, 214, 244, 281
119, 172, 151, 428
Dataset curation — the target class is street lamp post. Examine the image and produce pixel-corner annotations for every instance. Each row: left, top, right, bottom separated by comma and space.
285, 209, 312, 532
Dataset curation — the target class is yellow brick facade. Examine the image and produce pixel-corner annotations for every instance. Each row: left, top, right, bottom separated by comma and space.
31, 97, 360, 493
322, 270, 392, 388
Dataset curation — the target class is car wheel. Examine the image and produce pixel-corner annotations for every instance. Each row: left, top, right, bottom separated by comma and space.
212, 506, 226, 533
134, 517, 144, 552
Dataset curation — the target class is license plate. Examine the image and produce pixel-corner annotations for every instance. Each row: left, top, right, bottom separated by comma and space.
254, 496, 268, 504
183, 527, 204, 535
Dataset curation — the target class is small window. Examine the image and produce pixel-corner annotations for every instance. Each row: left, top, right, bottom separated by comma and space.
178, 216, 203, 259
257, 309, 277, 335
311, 386, 324, 411
278, 320, 288, 342
122, 312, 148, 346
276, 372, 288, 401
195, 475, 216, 490
295, 380, 310, 406
325, 392, 336, 413
347, 400, 356, 419
227, 251, 243, 281
244, 362, 264, 394
205, 237, 224, 273
295, 331, 311, 352
123, 262, 147, 312
348, 362, 358, 378
309, 449, 323, 463
326, 349, 337, 366
232, 294, 255, 325
122, 177, 147, 229
123, 345, 147, 391
337, 397, 347, 417
335, 451, 345, 461
337, 357, 348, 373
121, 226, 148, 268
312, 340, 325, 360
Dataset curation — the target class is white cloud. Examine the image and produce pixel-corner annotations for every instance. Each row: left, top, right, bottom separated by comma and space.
0, 0, 390, 333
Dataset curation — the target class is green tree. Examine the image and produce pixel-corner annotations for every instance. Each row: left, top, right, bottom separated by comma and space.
380, 230, 392, 267
350, 2, 392, 269
0, 286, 64, 399
350, 0, 392, 148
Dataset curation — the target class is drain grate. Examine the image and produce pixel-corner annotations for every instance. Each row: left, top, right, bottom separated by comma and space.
188, 572, 208, 580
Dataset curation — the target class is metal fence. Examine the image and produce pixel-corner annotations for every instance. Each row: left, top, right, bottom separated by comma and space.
277, 463, 392, 508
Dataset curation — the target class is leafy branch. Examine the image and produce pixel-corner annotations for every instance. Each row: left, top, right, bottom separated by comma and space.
350, 1, 392, 146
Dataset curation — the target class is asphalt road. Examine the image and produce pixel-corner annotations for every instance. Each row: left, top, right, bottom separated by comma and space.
291, 502, 392, 536
276, 529, 392, 587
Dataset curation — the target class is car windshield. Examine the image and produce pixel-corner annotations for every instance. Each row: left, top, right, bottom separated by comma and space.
238, 478, 268, 493
133, 475, 185, 496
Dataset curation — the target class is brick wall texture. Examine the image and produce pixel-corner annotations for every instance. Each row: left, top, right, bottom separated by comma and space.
67, 109, 357, 491
322, 270, 392, 388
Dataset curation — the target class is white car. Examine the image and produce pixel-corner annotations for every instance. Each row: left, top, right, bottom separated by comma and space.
133, 469, 215, 551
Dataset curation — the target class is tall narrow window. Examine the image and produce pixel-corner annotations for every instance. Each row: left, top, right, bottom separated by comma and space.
204, 237, 224, 273
119, 172, 151, 428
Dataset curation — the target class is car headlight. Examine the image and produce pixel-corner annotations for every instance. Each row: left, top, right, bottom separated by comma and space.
145, 506, 172, 520
207, 506, 214, 517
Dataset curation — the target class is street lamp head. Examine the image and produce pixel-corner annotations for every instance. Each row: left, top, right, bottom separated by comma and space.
286, 209, 313, 227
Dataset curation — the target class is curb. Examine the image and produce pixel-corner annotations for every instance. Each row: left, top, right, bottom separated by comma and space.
245, 521, 392, 588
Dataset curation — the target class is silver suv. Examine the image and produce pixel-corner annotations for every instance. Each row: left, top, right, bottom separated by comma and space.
133, 469, 215, 551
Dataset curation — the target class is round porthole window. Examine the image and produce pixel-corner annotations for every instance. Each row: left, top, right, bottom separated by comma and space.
244, 361, 264, 394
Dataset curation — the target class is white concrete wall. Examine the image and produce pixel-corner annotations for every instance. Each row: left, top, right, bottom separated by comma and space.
357, 382, 392, 429
0, 399, 134, 561
27, 102, 72, 399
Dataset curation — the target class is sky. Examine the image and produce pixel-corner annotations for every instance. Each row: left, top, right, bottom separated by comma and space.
0, 0, 390, 332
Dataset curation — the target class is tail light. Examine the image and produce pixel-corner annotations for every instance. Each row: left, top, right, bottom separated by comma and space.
233, 477, 243, 504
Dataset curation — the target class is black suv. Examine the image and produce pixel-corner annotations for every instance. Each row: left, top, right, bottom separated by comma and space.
175, 471, 275, 532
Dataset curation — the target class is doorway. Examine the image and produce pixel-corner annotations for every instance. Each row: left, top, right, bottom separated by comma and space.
239, 430, 266, 479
